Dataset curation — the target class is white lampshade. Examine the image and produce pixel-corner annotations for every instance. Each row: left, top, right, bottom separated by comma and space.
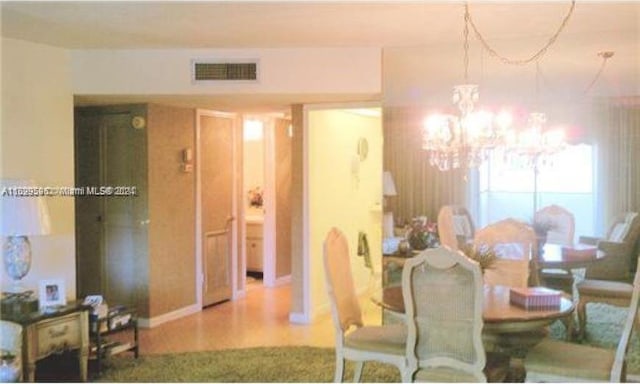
383, 171, 397, 197
1, 179, 51, 236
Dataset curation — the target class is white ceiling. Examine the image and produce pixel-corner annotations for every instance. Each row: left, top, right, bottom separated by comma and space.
2, 1, 638, 111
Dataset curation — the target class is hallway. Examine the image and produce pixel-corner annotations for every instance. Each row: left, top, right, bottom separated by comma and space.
137, 282, 382, 355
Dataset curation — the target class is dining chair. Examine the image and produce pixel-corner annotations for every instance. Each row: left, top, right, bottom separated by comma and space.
524, 259, 640, 382
323, 228, 407, 382
534, 204, 575, 246
472, 219, 571, 345
534, 205, 576, 295
577, 256, 640, 341
401, 247, 490, 382
437, 205, 475, 251
473, 218, 539, 288
0, 320, 23, 381
576, 212, 640, 339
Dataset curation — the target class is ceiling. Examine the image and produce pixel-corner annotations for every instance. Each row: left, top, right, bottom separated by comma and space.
2, 1, 638, 111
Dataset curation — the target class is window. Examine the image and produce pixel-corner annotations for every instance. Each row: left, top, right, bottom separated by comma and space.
477, 144, 595, 243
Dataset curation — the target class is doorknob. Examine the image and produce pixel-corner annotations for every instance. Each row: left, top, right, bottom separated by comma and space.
139, 219, 151, 227
226, 216, 235, 223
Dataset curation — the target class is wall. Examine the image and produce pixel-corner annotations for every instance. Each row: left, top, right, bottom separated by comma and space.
307, 108, 382, 319
146, 104, 197, 319
1, 38, 76, 298
71, 48, 381, 95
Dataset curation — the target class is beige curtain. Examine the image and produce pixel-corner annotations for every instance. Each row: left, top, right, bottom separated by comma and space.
383, 106, 467, 227
591, 98, 640, 232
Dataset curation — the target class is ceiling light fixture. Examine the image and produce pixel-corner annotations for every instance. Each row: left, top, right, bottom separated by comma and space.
423, 2, 576, 172
422, 5, 510, 171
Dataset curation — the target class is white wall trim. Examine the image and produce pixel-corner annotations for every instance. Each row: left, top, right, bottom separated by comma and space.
262, 117, 277, 287
138, 304, 200, 328
274, 274, 292, 287
288, 311, 310, 324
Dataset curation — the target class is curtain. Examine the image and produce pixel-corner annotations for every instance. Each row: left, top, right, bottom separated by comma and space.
383, 106, 467, 227
592, 98, 640, 232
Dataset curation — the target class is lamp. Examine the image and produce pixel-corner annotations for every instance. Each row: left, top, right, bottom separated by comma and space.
382, 171, 397, 238
1, 179, 51, 294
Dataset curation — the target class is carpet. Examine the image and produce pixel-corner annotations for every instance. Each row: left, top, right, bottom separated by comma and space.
96, 304, 639, 382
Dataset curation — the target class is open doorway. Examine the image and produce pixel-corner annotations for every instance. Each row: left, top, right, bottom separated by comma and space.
241, 114, 293, 293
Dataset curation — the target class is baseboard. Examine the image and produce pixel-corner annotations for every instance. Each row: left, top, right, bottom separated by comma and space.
138, 303, 200, 328
274, 274, 292, 286
627, 373, 640, 382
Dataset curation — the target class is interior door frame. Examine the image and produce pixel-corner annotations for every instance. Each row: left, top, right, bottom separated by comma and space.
295, 101, 382, 323
195, 109, 240, 307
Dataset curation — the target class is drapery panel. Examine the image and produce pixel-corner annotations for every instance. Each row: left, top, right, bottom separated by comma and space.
383, 106, 467, 227
592, 98, 640, 233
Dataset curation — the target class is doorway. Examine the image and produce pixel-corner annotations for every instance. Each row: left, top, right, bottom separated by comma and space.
241, 114, 293, 292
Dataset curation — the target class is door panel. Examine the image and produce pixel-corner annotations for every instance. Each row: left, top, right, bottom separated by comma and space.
102, 112, 147, 308
75, 107, 148, 311
75, 113, 104, 297
200, 113, 235, 306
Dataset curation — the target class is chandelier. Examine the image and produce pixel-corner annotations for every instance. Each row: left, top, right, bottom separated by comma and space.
422, 5, 510, 171
423, 2, 576, 172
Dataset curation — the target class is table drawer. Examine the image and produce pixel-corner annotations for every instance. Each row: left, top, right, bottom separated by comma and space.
36, 313, 81, 358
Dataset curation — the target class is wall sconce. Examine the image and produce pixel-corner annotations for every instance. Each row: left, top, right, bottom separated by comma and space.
181, 148, 193, 173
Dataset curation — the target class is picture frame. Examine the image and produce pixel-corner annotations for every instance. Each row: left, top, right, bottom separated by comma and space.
39, 279, 66, 309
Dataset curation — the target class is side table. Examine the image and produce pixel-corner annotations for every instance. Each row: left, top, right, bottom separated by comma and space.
0, 301, 90, 382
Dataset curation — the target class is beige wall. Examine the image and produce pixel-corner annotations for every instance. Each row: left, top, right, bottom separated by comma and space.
307, 108, 383, 319
1, 38, 76, 298
147, 104, 197, 318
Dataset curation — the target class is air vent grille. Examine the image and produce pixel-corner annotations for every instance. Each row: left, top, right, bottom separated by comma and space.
194, 62, 257, 81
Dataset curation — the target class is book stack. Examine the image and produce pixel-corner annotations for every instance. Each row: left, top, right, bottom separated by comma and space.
509, 286, 562, 310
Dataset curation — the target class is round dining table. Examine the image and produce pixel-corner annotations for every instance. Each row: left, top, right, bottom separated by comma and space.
375, 284, 574, 334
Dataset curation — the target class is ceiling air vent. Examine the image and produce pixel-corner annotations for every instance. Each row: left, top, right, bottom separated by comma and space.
193, 61, 258, 81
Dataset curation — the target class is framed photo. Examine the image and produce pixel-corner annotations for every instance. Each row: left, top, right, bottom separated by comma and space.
39, 279, 66, 309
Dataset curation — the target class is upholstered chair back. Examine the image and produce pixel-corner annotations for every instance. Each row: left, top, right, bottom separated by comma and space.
534, 204, 575, 246
437, 205, 475, 251
474, 218, 538, 287
323, 228, 363, 332
402, 247, 486, 381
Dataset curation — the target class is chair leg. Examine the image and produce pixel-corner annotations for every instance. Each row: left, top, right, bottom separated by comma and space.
577, 299, 588, 340
334, 354, 345, 382
560, 315, 575, 341
353, 361, 364, 382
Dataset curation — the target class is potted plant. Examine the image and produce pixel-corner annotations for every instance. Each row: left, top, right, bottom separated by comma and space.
405, 217, 440, 251
460, 244, 497, 273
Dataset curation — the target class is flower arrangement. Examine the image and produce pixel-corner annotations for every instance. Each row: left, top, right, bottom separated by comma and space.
405, 217, 439, 250
248, 187, 263, 208
460, 243, 497, 272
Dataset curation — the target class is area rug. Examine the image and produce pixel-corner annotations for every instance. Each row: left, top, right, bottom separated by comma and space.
96, 303, 639, 382
95, 346, 399, 382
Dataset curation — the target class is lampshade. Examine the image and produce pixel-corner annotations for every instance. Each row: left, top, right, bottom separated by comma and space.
383, 171, 397, 197
1, 179, 51, 236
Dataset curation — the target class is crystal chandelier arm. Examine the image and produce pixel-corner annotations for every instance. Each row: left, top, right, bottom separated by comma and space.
465, 1, 576, 66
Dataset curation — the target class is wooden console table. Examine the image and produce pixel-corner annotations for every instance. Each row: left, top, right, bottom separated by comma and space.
1, 301, 90, 382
